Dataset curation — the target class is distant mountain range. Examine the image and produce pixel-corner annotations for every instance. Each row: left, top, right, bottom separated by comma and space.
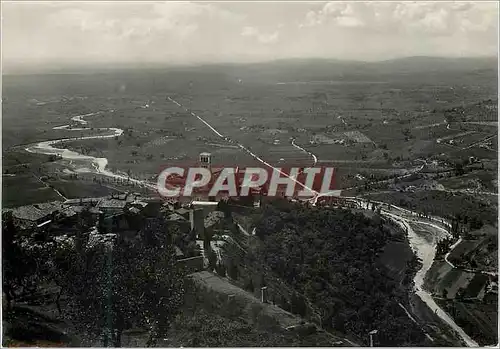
217, 56, 498, 84
4, 56, 497, 76
368, 55, 497, 72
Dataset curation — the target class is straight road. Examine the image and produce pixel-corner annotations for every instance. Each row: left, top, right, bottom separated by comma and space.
166, 95, 485, 347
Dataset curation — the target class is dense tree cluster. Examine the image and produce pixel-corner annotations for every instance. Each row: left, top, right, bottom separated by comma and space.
2, 212, 184, 347
369, 191, 495, 227
250, 200, 429, 346
65, 222, 184, 346
436, 237, 454, 258
3, 212, 48, 307
444, 99, 497, 123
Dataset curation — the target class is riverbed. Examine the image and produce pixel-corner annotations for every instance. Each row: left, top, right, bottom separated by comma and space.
24, 112, 156, 190
382, 211, 479, 347
24, 110, 480, 347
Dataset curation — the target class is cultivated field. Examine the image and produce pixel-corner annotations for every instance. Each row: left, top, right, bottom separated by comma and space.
2, 58, 497, 206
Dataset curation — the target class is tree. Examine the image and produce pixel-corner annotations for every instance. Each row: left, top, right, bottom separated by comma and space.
2, 212, 23, 308
244, 278, 255, 293
246, 199, 430, 346
185, 241, 199, 258
402, 128, 411, 140
2, 213, 44, 309
217, 200, 232, 218
290, 293, 307, 317
258, 273, 266, 288
334, 312, 346, 332
228, 261, 239, 280
216, 262, 227, 277
469, 258, 478, 269
207, 248, 217, 271
65, 219, 185, 347
47, 239, 81, 315
453, 162, 465, 176
468, 216, 483, 230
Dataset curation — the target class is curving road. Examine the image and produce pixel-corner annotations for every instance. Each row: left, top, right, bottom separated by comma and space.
165, 95, 483, 346
26, 97, 484, 347
381, 211, 478, 347
167, 96, 321, 196
291, 138, 318, 166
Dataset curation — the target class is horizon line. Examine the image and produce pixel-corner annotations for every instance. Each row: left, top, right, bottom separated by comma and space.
3, 54, 498, 76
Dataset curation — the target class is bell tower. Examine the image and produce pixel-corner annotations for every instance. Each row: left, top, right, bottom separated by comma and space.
199, 152, 211, 170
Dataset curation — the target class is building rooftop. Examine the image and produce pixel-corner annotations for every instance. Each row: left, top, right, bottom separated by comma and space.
12, 206, 46, 221
64, 197, 101, 205
70, 206, 101, 214
60, 207, 78, 218
167, 213, 187, 222
128, 207, 142, 215
204, 211, 225, 229
11, 202, 63, 221
97, 199, 128, 209
192, 201, 219, 206
175, 208, 190, 215
130, 200, 148, 208
175, 246, 185, 257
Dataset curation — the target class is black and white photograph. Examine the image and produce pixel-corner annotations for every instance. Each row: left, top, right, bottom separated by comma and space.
1, 1, 498, 347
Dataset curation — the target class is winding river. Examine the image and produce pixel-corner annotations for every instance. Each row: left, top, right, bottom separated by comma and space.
382, 211, 479, 347
25, 111, 156, 190
25, 107, 480, 347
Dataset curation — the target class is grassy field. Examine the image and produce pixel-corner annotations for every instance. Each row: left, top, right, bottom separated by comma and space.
2, 151, 64, 207
2, 58, 497, 205
47, 179, 120, 199
438, 170, 498, 192
2, 58, 496, 348
447, 232, 498, 272
2, 150, 127, 207
437, 298, 498, 346
2, 174, 64, 208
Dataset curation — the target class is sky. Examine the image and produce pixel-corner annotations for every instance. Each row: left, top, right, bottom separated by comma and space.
2, 1, 498, 70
